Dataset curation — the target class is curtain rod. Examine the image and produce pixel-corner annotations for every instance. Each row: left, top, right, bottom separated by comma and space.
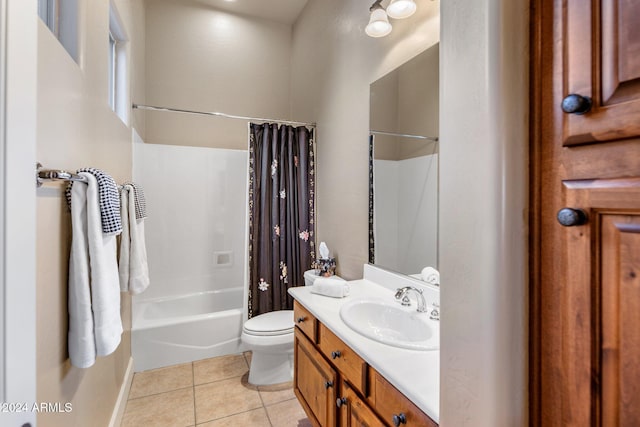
132, 103, 316, 128
370, 130, 439, 142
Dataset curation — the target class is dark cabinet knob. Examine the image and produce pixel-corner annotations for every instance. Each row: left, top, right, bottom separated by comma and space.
557, 208, 588, 227
392, 413, 407, 426
331, 350, 341, 359
324, 380, 334, 389
296, 317, 305, 323
561, 94, 592, 115
336, 397, 347, 408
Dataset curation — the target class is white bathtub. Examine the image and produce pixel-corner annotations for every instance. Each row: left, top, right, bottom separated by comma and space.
132, 288, 246, 371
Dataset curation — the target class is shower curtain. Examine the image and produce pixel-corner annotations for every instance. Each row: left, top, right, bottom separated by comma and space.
248, 123, 315, 318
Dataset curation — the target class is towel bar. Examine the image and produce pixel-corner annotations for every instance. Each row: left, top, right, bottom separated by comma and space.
36, 162, 88, 187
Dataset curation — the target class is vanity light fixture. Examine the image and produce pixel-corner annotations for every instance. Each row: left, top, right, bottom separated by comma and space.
386, 0, 417, 19
365, 0, 392, 38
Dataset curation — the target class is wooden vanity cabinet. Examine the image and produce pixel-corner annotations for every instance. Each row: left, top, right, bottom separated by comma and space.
293, 301, 437, 427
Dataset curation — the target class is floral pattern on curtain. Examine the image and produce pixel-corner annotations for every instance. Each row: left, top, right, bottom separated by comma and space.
248, 123, 315, 318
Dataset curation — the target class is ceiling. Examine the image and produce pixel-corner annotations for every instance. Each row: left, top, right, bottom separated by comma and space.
191, 0, 310, 25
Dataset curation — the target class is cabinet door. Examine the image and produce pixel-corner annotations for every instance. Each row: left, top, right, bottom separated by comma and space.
558, 179, 640, 426
294, 328, 337, 427
562, 0, 640, 145
338, 381, 384, 427
532, 0, 640, 424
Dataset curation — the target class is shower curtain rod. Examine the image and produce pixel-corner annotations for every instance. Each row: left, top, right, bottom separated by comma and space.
370, 130, 439, 142
133, 104, 316, 128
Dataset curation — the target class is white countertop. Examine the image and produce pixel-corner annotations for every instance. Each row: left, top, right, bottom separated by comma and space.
289, 279, 440, 423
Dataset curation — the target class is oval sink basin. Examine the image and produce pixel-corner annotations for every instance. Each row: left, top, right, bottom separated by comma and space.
339, 298, 439, 351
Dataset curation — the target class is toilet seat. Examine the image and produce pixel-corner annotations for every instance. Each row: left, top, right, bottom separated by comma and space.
242, 310, 294, 336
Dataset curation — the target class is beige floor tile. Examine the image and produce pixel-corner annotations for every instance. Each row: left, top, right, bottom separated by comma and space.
258, 383, 296, 406
129, 362, 194, 399
122, 387, 195, 427
194, 354, 248, 385
196, 407, 271, 427
194, 377, 263, 424
266, 398, 312, 427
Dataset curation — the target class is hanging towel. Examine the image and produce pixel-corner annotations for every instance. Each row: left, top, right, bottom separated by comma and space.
68, 172, 123, 368
310, 276, 350, 298
119, 185, 150, 294
66, 168, 122, 235
121, 181, 147, 220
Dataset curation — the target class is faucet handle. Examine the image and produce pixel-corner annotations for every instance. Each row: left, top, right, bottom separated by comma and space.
430, 303, 440, 321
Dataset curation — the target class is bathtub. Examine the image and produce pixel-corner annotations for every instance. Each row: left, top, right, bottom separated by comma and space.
132, 288, 246, 371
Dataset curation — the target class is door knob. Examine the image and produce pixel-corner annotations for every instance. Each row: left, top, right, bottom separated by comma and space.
392, 413, 407, 426
331, 350, 341, 359
324, 380, 334, 389
296, 317, 305, 323
561, 94, 592, 115
557, 208, 588, 226
336, 397, 347, 408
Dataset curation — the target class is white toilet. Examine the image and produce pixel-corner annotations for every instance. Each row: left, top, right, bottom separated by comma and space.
241, 310, 295, 385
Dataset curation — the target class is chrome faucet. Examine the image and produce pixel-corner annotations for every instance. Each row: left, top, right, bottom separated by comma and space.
394, 286, 427, 313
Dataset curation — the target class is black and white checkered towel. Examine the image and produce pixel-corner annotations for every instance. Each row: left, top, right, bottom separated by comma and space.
121, 182, 147, 220
66, 168, 122, 235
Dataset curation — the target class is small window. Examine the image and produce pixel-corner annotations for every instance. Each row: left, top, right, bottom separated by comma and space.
38, 0, 79, 62
109, 2, 128, 123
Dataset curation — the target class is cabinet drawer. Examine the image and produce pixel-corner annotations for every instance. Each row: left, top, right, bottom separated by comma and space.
318, 323, 367, 394
370, 369, 437, 427
294, 301, 317, 343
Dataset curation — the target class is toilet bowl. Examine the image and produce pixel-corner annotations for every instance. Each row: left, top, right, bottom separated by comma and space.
241, 310, 294, 385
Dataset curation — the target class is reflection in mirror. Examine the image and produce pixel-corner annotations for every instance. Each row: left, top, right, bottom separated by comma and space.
369, 43, 439, 280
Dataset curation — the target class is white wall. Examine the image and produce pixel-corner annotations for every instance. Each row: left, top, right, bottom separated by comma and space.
374, 154, 438, 274
439, 0, 529, 425
141, 0, 293, 150
133, 141, 248, 300
2, 0, 37, 425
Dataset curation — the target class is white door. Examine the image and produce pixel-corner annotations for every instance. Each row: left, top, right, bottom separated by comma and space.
1, 0, 37, 425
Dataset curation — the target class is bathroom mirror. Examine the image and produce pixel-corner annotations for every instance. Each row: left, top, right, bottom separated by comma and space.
369, 43, 439, 279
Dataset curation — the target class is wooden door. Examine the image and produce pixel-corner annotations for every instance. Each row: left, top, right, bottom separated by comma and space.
531, 0, 640, 426
294, 329, 338, 427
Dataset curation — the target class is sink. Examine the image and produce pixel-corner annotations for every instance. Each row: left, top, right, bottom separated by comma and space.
339, 298, 439, 351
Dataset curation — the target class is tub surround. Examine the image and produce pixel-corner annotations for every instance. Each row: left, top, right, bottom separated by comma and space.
288, 265, 440, 423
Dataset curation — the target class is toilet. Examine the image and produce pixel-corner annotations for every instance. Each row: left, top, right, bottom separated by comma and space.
241, 310, 295, 385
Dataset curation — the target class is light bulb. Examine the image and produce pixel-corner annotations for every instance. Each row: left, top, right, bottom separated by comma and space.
387, 0, 417, 19
365, 8, 392, 38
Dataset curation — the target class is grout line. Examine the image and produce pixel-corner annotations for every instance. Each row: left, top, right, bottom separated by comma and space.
126, 385, 194, 401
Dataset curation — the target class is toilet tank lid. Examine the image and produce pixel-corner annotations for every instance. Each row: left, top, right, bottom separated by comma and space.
244, 310, 294, 334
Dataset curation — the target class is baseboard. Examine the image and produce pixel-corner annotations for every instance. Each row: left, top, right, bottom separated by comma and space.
109, 357, 134, 427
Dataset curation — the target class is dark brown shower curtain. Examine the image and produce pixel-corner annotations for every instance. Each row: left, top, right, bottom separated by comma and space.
248, 123, 315, 318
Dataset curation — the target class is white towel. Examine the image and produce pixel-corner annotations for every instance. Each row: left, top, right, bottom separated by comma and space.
119, 185, 150, 294
421, 266, 440, 285
68, 173, 123, 368
310, 276, 350, 298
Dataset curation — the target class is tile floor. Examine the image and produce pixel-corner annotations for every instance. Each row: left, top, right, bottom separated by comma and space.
121, 352, 312, 427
